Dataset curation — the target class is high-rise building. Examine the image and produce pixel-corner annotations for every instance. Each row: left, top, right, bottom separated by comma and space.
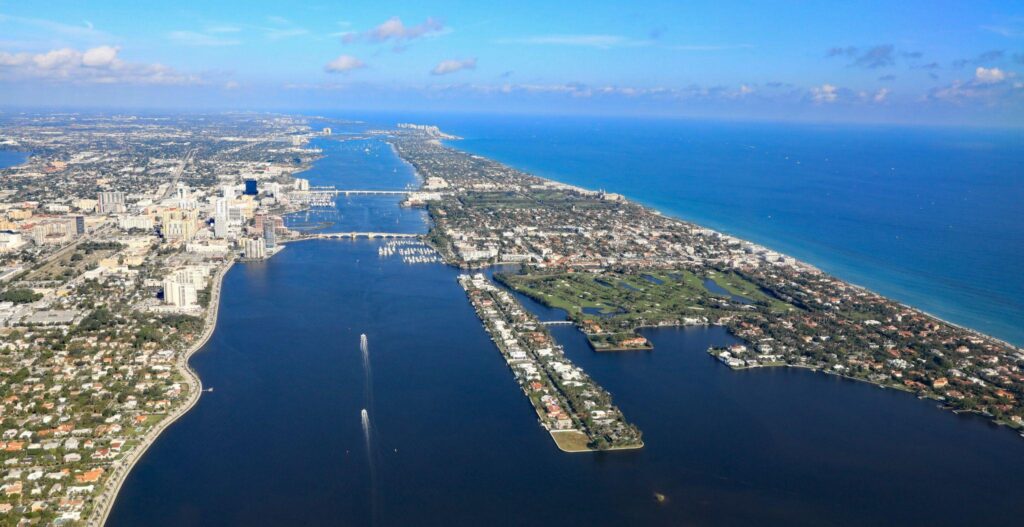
30, 221, 72, 245
244, 179, 258, 196
117, 215, 154, 231
162, 278, 197, 308
74, 216, 85, 235
213, 217, 227, 238
159, 208, 200, 241
175, 184, 196, 209
263, 220, 276, 249
243, 237, 266, 259
97, 191, 126, 214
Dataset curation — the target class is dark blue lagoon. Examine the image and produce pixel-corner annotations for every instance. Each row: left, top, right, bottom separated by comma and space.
109, 128, 1024, 526
0, 150, 29, 169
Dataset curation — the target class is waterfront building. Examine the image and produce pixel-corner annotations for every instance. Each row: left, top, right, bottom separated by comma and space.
162, 278, 197, 308
243, 237, 266, 259
263, 220, 276, 249
167, 266, 210, 288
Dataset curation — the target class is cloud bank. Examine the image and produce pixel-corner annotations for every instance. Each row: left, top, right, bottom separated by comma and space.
0, 45, 200, 85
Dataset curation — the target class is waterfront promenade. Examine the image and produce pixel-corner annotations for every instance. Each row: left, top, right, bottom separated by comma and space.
88, 258, 235, 526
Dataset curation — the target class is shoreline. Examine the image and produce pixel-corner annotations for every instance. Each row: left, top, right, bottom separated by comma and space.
443, 140, 1022, 350
432, 136, 1023, 355
398, 129, 1024, 436
704, 348, 1024, 436
87, 258, 235, 527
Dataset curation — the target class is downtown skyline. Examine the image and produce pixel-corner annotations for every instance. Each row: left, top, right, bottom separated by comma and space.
1, 0, 1023, 125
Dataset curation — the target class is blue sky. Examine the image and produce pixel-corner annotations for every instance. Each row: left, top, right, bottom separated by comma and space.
1, 0, 1022, 125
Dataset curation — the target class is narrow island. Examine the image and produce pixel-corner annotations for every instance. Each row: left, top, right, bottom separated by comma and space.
459, 274, 643, 452
389, 125, 1024, 438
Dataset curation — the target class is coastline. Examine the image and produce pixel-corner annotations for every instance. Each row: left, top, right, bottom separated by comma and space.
441, 136, 1024, 356
87, 258, 235, 527
443, 136, 1023, 350
397, 129, 1024, 436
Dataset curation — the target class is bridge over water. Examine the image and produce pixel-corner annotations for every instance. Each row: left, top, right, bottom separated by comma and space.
303, 188, 413, 196
284, 232, 421, 242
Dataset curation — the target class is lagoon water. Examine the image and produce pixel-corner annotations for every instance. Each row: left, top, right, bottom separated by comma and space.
109, 124, 1024, 526
0, 150, 28, 170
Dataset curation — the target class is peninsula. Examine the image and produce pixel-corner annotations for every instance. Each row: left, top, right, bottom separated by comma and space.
0, 113, 323, 525
389, 125, 1024, 437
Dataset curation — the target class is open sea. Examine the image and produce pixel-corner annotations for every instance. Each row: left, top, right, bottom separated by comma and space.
391, 114, 1024, 346
107, 121, 1024, 526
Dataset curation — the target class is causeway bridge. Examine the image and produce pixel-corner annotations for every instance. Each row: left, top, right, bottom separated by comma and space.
303, 188, 413, 196
285, 232, 421, 242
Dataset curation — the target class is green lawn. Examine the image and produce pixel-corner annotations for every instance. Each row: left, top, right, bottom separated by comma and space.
499, 268, 794, 335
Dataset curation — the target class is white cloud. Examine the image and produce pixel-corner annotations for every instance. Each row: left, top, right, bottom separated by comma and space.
343, 17, 446, 45
168, 30, 241, 47
82, 45, 118, 67
0, 45, 200, 85
810, 83, 839, 103
431, 58, 476, 76
929, 68, 1020, 103
325, 54, 366, 73
32, 48, 80, 69
873, 87, 890, 102
975, 66, 1006, 84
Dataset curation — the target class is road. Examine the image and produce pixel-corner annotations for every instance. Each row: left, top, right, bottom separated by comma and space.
159, 148, 197, 201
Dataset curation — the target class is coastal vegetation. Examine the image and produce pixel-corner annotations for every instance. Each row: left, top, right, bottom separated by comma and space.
495, 268, 796, 350
392, 127, 1024, 437
460, 273, 644, 451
